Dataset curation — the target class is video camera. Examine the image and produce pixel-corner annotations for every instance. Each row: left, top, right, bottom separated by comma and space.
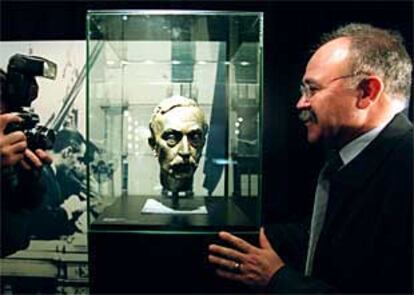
2, 54, 57, 150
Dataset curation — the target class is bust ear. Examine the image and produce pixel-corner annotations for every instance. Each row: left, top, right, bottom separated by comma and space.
148, 137, 159, 157
356, 76, 383, 109
148, 137, 156, 149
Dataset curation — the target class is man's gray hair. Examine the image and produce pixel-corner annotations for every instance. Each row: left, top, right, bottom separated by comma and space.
320, 23, 412, 102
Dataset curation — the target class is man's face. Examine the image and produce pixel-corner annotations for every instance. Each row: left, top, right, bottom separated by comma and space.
152, 106, 206, 179
62, 143, 87, 180
296, 37, 362, 146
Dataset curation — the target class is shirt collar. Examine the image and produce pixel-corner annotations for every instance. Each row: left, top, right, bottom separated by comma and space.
50, 163, 57, 175
339, 118, 393, 166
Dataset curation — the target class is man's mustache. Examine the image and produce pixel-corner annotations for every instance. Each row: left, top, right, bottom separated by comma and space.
298, 109, 318, 123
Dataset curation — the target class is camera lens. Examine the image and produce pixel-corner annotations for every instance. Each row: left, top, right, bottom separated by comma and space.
28, 126, 55, 150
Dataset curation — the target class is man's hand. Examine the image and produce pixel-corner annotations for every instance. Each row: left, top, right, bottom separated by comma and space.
0, 113, 52, 170
60, 195, 87, 220
208, 227, 285, 288
20, 148, 53, 171
0, 113, 27, 167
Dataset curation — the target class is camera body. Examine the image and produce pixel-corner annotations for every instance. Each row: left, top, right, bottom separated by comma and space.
4, 111, 55, 150
2, 54, 57, 150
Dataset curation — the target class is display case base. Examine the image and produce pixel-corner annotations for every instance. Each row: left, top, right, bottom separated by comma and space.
89, 196, 259, 293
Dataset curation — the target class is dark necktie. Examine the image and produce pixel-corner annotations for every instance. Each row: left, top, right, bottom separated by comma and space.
305, 151, 343, 276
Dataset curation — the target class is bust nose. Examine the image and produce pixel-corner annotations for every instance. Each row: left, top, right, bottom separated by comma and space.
178, 136, 191, 159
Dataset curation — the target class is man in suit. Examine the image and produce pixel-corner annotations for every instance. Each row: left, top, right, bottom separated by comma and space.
28, 128, 87, 239
208, 23, 413, 293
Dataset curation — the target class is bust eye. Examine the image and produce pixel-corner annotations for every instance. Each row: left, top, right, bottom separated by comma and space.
166, 134, 178, 146
162, 131, 182, 146
188, 130, 204, 146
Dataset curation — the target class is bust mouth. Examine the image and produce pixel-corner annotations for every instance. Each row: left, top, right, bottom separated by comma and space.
169, 163, 195, 177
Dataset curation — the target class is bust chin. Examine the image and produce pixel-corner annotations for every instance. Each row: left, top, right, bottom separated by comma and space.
160, 169, 194, 194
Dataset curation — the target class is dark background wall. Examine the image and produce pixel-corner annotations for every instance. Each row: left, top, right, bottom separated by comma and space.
2, 0, 412, 223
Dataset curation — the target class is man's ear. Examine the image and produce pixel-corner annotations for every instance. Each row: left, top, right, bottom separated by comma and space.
356, 76, 383, 109
61, 146, 73, 158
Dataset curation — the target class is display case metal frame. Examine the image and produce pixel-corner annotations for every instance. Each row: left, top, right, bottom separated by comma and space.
86, 10, 263, 293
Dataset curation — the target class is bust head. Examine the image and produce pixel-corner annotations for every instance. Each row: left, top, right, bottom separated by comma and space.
148, 95, 208, 193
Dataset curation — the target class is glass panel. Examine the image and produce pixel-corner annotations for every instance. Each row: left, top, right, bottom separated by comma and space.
86, 10, 263, 232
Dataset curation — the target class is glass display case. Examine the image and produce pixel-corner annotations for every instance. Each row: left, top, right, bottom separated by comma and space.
87, 10, 263, 230
86, 10, 263, 293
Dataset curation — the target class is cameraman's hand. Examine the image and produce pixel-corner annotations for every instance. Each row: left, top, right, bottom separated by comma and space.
20, 148, 53, 171
0, 113, 27, 167
60, 194, 87, 220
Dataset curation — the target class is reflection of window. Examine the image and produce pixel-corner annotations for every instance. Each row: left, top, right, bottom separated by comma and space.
172, 42, 195, 83
233, 43, 259, 84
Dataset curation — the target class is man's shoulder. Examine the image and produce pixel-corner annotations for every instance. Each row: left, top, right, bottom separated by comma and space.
384, 113, 413, 159
385, 112, 413, 140
372, 112, 412, 163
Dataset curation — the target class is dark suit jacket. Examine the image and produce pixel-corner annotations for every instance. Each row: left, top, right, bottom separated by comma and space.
28, 165, 77, 240
266, 113, 413, 293
1, 166, 46, 257
56, 165, 83, 199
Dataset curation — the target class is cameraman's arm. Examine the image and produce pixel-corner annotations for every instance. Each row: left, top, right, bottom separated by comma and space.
0, 114, 51, 256
1, 113, 52, 208
15, 149, 52, 209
